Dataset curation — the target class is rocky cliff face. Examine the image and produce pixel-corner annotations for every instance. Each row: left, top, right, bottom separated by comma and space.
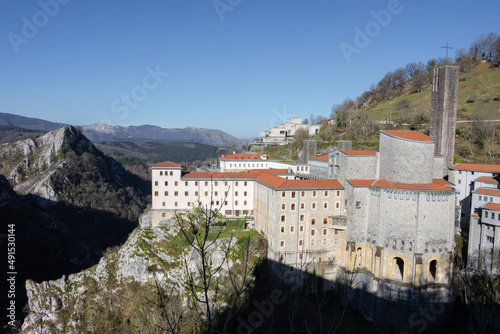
0, 126, 150, 331
21, 213, 250, 333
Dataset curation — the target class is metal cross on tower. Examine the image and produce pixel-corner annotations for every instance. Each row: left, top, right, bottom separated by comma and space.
441, 41, 454, 60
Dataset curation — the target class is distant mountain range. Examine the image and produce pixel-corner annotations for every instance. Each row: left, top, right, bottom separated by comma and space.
0, 112, 244, 147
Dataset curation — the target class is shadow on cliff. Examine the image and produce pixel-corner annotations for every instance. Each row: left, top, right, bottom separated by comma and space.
215, 259, 462, 334
0, 194, 141, 331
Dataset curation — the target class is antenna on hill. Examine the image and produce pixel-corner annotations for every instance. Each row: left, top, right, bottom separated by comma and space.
441, 41, 454, 60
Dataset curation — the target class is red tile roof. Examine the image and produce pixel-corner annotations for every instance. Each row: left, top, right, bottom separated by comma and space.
256, 173, 343, 190
311, 154, 329, 161
220, 153, 273, 161
451, 163, 500, 173
181, 171, 261, 180
348, 180, 376, 187
153, 161, 182, 168
341, 150, 378, 156
372, 179, 453, 191
476, 176, 498, 183
484, 203, 500, 211
381, 130, 434, 142
473, 188, 500, 196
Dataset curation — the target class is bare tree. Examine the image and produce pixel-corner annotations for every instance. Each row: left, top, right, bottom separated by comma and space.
455, 48, 475, 81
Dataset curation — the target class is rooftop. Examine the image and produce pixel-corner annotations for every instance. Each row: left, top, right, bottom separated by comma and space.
476, 176, 499, 183
181, 171, 261, 180
473, 188, 500, 196
341, 150, 378, 156
483, 203, 500, 211
451, 163, 500, 174
372, 179, 453, 191
152, 161, 182, 168
348, 180, 376, 187
381, 130, 434, 142
256, 173, 343, 190
311, 154, 329, 161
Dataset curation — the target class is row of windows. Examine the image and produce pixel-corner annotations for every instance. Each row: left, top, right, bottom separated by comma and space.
479, 195, 495, 202
281, 202, 337, 210
155, 190, 248, 197
281, 190, 341, 198
154, 180, 249, 187
484, 210, 500, 220
280, 216, 334, 225
160, 200, 249, 207
229, 163, 267, 168
161, 210, 254, 217
278, 237, 340, 248
281, 226, 334, 236
385, 192, 450, 202
159, 171, 174, 176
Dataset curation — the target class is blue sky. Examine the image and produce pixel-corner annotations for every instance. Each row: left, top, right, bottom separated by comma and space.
1, 0, 498, 139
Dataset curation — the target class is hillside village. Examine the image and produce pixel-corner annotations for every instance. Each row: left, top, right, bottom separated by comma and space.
149, 65, 500, 331
4, 35, 499, 333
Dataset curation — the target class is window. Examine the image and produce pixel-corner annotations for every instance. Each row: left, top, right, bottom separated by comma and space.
174, 191, 178, 196
205, 191, 208, 196
225, 191, 228, 196
299, 240, 303, 246
162, 212, 166, 217
325, 191, 328, 196
244, 200, 247, 205
185, 181, 188, 186
458, 179, 461, 184
280, 241, 285, 247
215, 181, 218, 186
282, 204, 286, 210
290, 226, 294, 232
486, 236, 494, 243
174, 202, 178, 207
301, 203, 304, 209
188, 202, 191, 206
214, 191, 218, 196
323, 218, 327, 225
291, 204, 296, 210
311, 219, 316, 225
280, 254, 284, 261
322, 239, 327, 246
165, 181, 168, 186
185, 191, 189, 196
216, 201, 219, 205
282, 191, 286, 197
336, 202, 339, 208
160, 171, 163, 176
300, 215, 304, 221
490, 197, 493, 202
224, 201, 228, 205
292, 192, 296, 198
225, 181, 228, 186
195, 191, 198, 196
205, 181, 208, 186
313, 191, 317, 197
485, 211, 489, 218
175, 181, 178, 186
311, 239, 316, 246
334, 229, 339, 235
155, 181, 158, 186
244, 181, 247, 186
299, 226, 304, 232
479, 196, 482, 201
312, 203, 316, 209
244, 191, 247, 196
301, 191, 305, 197
336, 190, 340, 196
195, 181, 198, 186
235, 201, 238, 205
235, 191, 238, 196
356, 201, 361, 208
323, 228, 327, 235
281, 226, 284, 233
324, 203, 328, 209
170, 171, 173, 176
154, 191, 158, 196
235, 182, 239, 186
281, 215, 285, 222
164, 191, 168, 196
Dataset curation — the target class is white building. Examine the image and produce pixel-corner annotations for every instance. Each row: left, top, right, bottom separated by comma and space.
260, 117, 320, 144
219, 153, 309, 174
